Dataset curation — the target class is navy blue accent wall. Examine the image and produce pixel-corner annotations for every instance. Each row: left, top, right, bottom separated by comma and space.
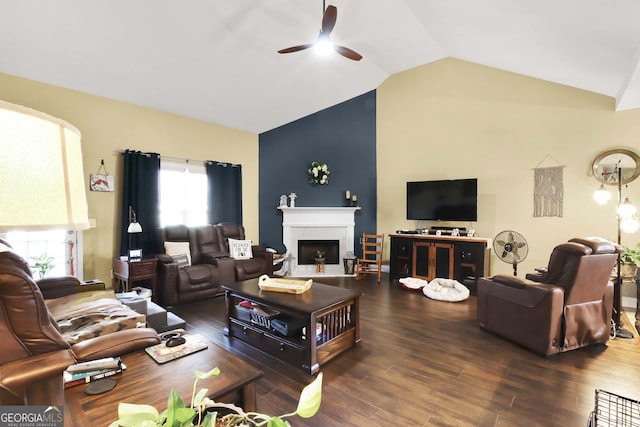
258, 90, 376, 257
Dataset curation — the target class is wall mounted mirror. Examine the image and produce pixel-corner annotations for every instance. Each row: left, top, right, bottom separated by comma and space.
592, 148, 640, 185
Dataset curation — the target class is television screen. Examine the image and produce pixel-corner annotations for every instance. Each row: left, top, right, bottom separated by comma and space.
406, 179, 478, 221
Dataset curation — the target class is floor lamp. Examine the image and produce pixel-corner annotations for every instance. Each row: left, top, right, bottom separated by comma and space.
595, 164, 639, 339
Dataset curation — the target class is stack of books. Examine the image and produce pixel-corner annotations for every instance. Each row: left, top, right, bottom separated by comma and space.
63, 357, 126, 389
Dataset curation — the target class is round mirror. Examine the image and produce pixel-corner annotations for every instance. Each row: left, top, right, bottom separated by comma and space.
592, 149, 640, 185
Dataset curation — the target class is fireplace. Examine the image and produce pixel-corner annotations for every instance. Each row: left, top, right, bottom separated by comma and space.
279, 206, 361, 276
298, 240, 339, 265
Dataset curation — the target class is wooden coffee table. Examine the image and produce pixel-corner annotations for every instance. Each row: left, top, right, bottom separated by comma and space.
63, 338, 263, 426
224, 279, 361, 374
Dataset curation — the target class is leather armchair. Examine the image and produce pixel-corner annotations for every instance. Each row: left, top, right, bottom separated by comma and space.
0, 248, 160, 405
477, 237, 621, 356
215, 222, 274, 281
156, 225, 235, 306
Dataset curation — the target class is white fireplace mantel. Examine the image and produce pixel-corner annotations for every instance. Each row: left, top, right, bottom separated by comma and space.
278, 207, 361, 277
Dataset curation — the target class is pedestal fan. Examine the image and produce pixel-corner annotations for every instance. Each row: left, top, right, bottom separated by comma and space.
493, 230, 529, 276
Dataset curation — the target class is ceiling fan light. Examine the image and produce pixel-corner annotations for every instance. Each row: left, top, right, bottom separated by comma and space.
593, 184, 612, 205
314, 37, 334, 56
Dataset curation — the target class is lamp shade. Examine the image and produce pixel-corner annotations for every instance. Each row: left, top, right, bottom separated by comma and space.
0, 100, 89, 231
127, 222, 143, 233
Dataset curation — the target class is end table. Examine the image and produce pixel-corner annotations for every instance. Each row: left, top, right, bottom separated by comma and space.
112, 257, 158, 302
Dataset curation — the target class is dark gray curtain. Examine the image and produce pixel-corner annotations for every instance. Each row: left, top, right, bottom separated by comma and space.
120, 150, 161, 256
206, 161, 242, 225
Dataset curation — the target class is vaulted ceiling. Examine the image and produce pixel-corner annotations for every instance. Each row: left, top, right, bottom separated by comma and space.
2, 1, 640, 133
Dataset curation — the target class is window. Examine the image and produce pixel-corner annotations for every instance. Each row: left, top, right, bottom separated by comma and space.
159, 161, 208, 227
1, 230, 83, 279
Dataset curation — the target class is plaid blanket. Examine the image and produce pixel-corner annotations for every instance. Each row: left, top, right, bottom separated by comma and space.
45, 290, 146, 345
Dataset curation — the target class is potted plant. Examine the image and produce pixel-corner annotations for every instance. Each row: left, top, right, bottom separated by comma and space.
109, 368, 323, 427
314, 250, 326, 273
30, 253, 54, 279
620, 243, 640, 278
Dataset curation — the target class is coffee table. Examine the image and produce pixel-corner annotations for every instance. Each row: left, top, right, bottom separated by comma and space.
223, 278, 361, 374
63, 338, 263, 426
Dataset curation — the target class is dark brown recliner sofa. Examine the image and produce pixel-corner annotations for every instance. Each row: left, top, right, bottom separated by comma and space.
156, 224, 236, 306
156, 223, 273, 306
216, 222, 274, 282
0, 246, 160, 405
477, 237, 621, 356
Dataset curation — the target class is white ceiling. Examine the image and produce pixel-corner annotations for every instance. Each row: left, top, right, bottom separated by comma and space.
2, 0, 640, 134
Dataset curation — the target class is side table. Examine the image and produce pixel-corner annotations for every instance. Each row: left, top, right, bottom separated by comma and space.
112, 258, 158, 302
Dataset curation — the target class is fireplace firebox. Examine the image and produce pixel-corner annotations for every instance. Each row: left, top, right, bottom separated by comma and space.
298, 240, 339, 265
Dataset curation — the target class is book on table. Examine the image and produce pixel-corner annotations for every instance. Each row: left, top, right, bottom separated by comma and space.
63, 360, 126, 389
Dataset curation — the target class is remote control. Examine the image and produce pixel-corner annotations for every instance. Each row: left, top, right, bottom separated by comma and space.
67, 357, 121, 374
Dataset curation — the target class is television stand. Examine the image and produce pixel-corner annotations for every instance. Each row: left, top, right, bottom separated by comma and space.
389, 234, 490, 293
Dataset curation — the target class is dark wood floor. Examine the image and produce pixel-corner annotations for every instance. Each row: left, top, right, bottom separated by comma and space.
171, 275, 640, 427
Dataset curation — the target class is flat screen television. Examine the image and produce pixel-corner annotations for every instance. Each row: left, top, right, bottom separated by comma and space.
406, 178, 478, 221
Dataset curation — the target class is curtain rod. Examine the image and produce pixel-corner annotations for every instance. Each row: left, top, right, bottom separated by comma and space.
117, 150, 240, 167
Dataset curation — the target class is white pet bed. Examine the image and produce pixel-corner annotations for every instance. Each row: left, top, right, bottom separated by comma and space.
398, 277, 429, 290
422, 278, 470, 302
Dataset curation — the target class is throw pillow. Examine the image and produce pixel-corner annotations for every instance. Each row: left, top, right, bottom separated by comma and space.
229, 238, 253, 260
171, 253, 190, 269
164, 241, 192, 265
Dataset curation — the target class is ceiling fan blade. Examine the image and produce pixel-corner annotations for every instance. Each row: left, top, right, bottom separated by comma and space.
278, 44, 314, 54
334, 45, 363, 61
321, 5, 337, 35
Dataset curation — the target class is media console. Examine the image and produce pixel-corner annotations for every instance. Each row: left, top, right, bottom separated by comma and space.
389, 233, 491, 293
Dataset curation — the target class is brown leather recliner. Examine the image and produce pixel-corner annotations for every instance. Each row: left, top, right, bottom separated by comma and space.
477, 237, 621, 356
215, 222, 274, 282
156, 224, 236, 306
0, 247, 160, 405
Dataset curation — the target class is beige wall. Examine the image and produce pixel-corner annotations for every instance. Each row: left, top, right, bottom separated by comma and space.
3, 58, 640, 296
378, 58, 640, 296
0, 73, 258, 286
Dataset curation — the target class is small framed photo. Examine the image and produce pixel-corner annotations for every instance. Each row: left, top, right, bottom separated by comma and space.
90, 173, 115, 192
128, 249, 142, 261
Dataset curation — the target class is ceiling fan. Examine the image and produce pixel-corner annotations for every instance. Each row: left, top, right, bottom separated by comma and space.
277, 1, 363, 61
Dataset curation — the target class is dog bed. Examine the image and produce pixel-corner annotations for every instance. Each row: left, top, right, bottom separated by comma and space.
398, 277, 429, 290
422, 278, 470, 302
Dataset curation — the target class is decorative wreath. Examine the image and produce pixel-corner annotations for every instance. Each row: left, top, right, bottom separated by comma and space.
307, 161, 330, 186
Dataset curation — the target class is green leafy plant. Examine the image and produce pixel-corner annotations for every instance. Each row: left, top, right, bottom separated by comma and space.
29, 253, 54, 279
315, 250, 325, 260
109, 368, 323, 427
621, 243, 640, 266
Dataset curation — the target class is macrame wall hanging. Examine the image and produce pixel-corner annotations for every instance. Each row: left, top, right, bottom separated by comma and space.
533, 154, 564, 218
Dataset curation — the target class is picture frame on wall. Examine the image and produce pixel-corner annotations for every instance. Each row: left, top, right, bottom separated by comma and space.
90, 173, 115, 192
89, 160, 115, 192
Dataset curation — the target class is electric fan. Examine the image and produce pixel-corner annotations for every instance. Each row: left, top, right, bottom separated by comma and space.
493, 230, 529, 276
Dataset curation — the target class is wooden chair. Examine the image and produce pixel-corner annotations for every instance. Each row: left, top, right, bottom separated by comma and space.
355, 233, 384, 282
